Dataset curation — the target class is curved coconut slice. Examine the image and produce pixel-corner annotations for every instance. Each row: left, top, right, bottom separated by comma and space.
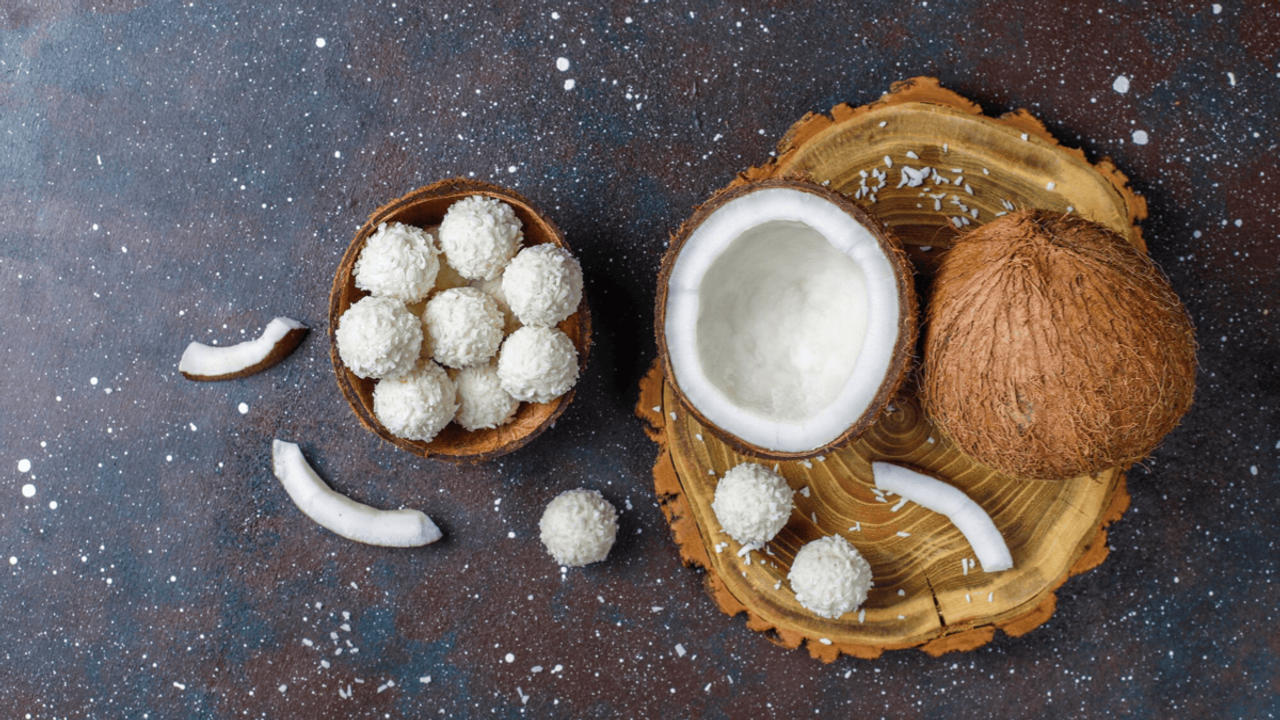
180, 316, 308, 381
658, 179, 916, 458
270, 439, 442, 547
872, 462, 1012, 572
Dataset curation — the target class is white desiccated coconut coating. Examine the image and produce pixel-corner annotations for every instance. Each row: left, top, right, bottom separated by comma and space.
354, 222, 441, 302
496, 326, 578, 403
788, 535, 873, 619
502, 244, 583, 327
473, 276, 521, 334
538, 488, 618, 567
453, 364, 518, 431
437, 195, 522, 281
711, 463, 794, 547
372, 361, 457, 442
335, 296, 423, 379
422, 287, 505, 369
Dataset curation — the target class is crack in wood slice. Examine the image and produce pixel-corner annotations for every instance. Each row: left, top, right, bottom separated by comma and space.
639, 77, 1140, 660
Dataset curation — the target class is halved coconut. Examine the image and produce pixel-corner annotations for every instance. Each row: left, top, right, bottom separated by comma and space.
657, 179, 916, 458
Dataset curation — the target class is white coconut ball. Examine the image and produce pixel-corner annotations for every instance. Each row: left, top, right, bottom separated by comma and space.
473, 276, 521, 334
496, 326, 579, 403
453, 364, 518, 431
372, 361, 457, 442
353, 222, 440, 302
788, 535, 873, 619
539, 488, 618, 567
438, 195, 522, 281
422, 287, 504, 369
502, 244, 583, 327
711, 463, 794, 547
335, 296, 423, 379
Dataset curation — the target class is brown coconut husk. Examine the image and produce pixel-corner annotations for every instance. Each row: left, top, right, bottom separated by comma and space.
921, 210, 1196, 480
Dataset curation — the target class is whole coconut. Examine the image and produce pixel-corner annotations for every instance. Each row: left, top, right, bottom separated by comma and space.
922, 210, 1196, 480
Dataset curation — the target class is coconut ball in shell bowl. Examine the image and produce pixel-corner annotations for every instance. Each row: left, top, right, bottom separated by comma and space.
329, 178, 591, 463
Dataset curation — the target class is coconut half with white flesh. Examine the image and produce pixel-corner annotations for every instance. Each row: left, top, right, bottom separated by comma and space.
657, 179, 916, 458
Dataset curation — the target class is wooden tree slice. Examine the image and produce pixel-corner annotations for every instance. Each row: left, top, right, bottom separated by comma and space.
640, 77, 1143, 659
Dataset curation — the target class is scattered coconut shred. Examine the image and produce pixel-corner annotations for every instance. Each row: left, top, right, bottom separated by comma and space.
872, 462, 1012, 572
271, 440, 441, 547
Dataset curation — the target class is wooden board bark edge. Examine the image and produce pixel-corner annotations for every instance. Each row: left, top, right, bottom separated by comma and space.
638, 77, 1142, 660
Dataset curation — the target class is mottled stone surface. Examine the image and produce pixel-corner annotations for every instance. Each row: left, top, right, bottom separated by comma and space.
1, 1, 1276, 717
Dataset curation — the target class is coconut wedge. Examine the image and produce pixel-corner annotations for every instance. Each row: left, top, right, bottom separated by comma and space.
271, 440, 442, 547
657, 179, 916, 458
180, 316, 308, 381
872, 462, 1012, 572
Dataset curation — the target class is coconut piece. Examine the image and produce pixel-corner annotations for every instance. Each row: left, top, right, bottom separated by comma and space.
179, 316, 308, 381
422, 287, 504, 368
502, 244, 583, 327
657, 179, 916, 458
354, 221, 441, 302
538, 488, 618, 566
438, 195, 522, 281
922, 210, 1197, 480
711, 463, 794, 547
373, 361, 457, 442
453, 363, 518, 431
270, 439, 441, 547
871, 462, 1012, 572
335, 296, 423, 379
496, 326, 578, 403
788, 535, 873, 619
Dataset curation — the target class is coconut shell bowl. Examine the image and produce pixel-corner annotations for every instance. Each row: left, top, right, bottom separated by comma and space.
329, 178, 591, 463
638, 77, 1147, 660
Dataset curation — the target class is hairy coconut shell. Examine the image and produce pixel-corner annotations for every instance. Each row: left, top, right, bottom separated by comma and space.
921, 210, 1196, 480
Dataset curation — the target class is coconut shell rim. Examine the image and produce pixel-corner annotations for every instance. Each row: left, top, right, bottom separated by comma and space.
328, 177, 593, 465
655, 177, 918, 460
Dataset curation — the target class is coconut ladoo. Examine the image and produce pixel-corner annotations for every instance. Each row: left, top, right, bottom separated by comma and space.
657, 179, 917, 458
922, 210, 1196, 480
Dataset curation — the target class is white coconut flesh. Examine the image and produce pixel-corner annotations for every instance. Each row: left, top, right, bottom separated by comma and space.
271, 440, 442, 547
872, 462, 1012, 572
179, 316, 307, 379
664, 187, 903, 453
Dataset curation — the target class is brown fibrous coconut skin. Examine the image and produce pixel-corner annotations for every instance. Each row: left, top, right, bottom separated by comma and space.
655, 178, 918, 460
921, 210, 1197, 480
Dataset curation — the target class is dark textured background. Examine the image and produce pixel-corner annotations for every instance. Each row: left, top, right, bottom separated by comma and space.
2, 1, 1277, 718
